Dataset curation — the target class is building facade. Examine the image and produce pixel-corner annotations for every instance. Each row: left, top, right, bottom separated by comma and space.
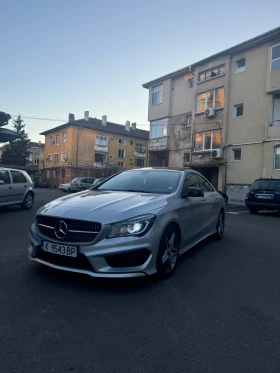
143, 27, 280, 199
41, 113, 149, 187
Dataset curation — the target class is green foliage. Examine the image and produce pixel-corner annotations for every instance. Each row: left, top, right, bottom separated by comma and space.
0, 115, 30, 166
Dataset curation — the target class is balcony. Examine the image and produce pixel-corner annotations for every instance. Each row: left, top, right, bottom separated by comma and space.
94, 144, 108, 153
134, 151, 146, 158
149, 137, 169, 151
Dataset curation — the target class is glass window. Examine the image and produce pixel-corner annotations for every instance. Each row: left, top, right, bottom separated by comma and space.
118, 149, 125, 158
271, 45, 280, 71
198, 175, 213, 192
197, 93, 206, 113
188, 78, 194, 88
150, 118, 169, 138
197, 88, 224, 112
204, 132, 212, 149
136, 143, 146, 153
47, 154, 52, 162
212, 131, 221, 149
194, 133, 203, 151
236, 59, 246, 73
0, 170, 10, 184
195, 130, 221, 151
55, 135, 59, 145
274, 96, 280, 123
215, 88, 224, 108
206, 91, 214, 109
63, 132, 67, 143
10, 171, 27, 183
198, 65, 225, 82
234, 104, 244, 118
96, 169, 182, 194
118, 139, 126, 145
183, 153, 190, 163
61, 151, 66, 161
95, 153, 106, 163
47, 170, 51, 179
186, 115, 192, 126
274, 146, 280, 170
182, 173, 200, 194
151, 85, 163, 106
117, 162, 124, 168
250, 179, 280, 191
96, 135, 108, 146
54, 154, 58, 164
232, 148, 241, 161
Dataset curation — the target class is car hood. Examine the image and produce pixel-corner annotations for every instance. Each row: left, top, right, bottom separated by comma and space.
37, 190, 172, 224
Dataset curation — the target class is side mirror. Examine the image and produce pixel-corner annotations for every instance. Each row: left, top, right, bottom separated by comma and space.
182, 187, 204, 198
0, 180, 4, 185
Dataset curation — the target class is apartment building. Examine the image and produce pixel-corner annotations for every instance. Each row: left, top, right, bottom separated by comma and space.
41, 112, 149, 187
27, 141, 44, 169
143, 27, 280, 199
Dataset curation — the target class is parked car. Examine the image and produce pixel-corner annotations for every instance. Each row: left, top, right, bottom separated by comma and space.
59, 183, 70, 192
245, 178, 280, 213
69, 177, 96, 192
28, 168, 226, 279
34, 180, 49, 188
0, 167, 35, 209
217, 190, 228, 205
92, 178, 106, 186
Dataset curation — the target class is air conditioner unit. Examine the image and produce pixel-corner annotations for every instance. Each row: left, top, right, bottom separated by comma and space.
211, 149, 222, 158
204, 108, 216, 118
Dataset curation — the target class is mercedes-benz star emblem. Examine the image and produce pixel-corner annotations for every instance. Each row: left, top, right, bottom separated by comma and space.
54, 220, 68, 239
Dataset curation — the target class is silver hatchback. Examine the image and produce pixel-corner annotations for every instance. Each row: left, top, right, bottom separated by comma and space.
0, 168, 35, 209
28, 168, 226, 279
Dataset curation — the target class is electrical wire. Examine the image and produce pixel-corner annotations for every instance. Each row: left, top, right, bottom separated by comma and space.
3, 8, 132, 120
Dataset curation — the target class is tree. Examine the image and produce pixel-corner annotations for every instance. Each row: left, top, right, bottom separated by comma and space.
0, 115, 30, 166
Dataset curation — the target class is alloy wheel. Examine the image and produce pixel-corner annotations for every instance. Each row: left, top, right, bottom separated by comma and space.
161, 231, 178, 272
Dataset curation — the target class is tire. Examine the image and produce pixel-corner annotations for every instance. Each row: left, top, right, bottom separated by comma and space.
20, 192, 34, 210
156, 224, 180, 280
213, 210, 225, 240
249, 208, 258, 214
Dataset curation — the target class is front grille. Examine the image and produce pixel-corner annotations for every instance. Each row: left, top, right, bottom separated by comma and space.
37, 215, 101, 243
36, 248, 93, 271
105, 249, 150, 268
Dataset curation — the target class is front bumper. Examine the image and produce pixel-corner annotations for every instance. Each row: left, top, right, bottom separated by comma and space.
245, 200, 280, 210
28, 222, 162, 278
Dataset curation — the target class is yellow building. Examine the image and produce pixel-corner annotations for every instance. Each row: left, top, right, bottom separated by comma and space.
41, 112, 149, 186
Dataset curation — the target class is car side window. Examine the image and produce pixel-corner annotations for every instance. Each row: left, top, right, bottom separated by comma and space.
10, 171, 27, 183
182, 173, 200, 194
0, 170, 11, 184
198, 175, 213, 193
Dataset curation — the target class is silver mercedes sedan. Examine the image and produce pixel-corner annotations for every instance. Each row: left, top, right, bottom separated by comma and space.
28, 168, 226, 279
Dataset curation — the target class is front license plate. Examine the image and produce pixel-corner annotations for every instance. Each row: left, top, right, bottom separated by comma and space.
41, 241, 78, 257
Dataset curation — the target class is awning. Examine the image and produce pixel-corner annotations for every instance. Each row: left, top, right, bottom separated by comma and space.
0, 128, 20, 143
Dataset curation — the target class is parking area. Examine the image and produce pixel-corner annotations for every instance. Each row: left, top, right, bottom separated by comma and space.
1, 189, 280, 373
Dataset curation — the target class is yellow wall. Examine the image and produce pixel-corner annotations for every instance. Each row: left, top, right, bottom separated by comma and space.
43, 125, 148, 170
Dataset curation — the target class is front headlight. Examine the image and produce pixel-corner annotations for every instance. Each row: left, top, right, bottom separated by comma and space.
107, 214, 156, 238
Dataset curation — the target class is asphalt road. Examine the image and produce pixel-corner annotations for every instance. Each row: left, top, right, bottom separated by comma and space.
1, 190, 280, 373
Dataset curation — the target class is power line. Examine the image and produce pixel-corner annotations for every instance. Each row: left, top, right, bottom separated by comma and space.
11, 115, 65, 122
3, 8, 132, 120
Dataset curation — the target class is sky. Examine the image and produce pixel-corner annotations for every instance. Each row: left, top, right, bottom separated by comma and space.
1, 0, 280, 143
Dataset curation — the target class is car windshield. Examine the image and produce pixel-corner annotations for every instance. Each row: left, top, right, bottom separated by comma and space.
95, 169, 182, 194
251, 179, 280, 191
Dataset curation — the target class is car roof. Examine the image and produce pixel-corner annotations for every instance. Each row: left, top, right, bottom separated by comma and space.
0, 167, 26, 172
126, 167, 190, 172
